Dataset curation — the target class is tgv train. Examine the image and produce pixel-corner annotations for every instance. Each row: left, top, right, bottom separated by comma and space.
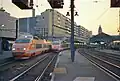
52, 40, 63, 51
12, 35, 52, 59
52, 40, 69, 51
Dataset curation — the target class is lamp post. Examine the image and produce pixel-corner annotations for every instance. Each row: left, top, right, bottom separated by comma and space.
27, 18, 30, 33
70, 1, 100, 61
42, 17, 46, 39
16, 19, 19, 39
66, 0, 79, 62
70, 0, 75, 62
52, 9, 54, 41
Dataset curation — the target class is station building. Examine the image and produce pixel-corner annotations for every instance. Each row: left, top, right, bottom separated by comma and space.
0, 9, 17, 52
19, 9, 92, 44
0, 9, 17, 40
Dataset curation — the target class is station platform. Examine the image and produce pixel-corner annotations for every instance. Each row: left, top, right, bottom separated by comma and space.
0, 51, 13, 60
51, 49, 116, 81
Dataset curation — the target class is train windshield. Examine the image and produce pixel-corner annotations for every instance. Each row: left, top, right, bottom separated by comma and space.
15, 39, 30, 43
52, 42, 60, 45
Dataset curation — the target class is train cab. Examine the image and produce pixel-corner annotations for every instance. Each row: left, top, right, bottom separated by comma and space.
52, 40, 62, 52
12, 35, 34, 59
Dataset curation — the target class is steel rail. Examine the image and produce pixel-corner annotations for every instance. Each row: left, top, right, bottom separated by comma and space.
87, 49, 120, 64
84, 54, 120, 81
80, 51, 120, 81
95, 50, 120, 57
34, 54, 57, 81
84, 50, 120, 68
0, 60, 15, 67
9, 54, 49, 81
90, 54, 120, 69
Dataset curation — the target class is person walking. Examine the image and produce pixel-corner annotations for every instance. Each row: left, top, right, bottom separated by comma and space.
5, 39, 10, 51
2, 38, 10, 51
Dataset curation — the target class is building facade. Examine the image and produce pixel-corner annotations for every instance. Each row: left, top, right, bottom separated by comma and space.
18, 9, 92, 43
19, 17, 36, 35
77, 25, 92, 44
40, 9, 70, 38
0, 10, 17, 52
0, 10, 17, 39
40, 9, 83, 40
40, 9, 92, 42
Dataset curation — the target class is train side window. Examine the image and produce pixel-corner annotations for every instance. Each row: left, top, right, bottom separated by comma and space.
36, 44, 42, 48
46, 44, 48, 48
118, 43, 120, 45
48, 45, 51, 49
43, 44, 46, 48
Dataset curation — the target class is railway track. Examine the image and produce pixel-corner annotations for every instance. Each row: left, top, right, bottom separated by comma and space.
89, 49, 120, 61
35, 54, 57, 81
0, 53, 51, 81
0, 57, 15, 67
9, 53, 57, 81
78, 49, 120, 81
86, 49, 120, 67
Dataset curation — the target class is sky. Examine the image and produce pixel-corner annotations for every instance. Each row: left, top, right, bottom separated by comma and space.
0, 0, 119, 35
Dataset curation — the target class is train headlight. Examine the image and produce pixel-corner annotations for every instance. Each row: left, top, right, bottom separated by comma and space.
23, 48, 26, 50
12, 48, 15, 51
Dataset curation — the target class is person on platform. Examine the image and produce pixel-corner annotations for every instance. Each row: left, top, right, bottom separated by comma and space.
2, 38, 10, 51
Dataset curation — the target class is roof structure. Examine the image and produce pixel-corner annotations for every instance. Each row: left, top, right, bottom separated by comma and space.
92, 32, 111, 38
90, 32, 112, 43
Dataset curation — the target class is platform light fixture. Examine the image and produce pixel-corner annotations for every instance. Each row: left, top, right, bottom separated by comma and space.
48, 0, 64, 8
111, 0, 120, 7
12, 0, 33, 9
66, 9, 79, 16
